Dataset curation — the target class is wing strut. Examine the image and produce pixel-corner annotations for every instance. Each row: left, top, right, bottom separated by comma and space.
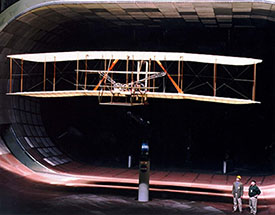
213, 63, 217, 96
20, 59, 23, 92
156, 60, 183, 94
9, 58, 12, 93
84, 55, 88, 90
93, 59, 118, 91
43, 59, 46, 91
53, 57, 56, 91
252, 63, 257, 101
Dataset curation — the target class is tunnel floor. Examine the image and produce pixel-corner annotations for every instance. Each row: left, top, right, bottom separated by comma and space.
0, 164, 272, 215
0, 150, 275, 214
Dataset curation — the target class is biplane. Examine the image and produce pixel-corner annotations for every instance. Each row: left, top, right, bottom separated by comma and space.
6, 51, 262, 105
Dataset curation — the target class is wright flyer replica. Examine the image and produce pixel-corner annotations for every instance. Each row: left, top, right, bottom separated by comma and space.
7, 51, 262, 105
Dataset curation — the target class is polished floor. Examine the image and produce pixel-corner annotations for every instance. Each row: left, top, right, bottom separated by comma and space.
0, 165, 272, 215
0, 148, 274, 214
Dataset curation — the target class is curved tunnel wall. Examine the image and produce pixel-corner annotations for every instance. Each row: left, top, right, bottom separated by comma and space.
0, 0, 275, 172
3, 96, 72, 171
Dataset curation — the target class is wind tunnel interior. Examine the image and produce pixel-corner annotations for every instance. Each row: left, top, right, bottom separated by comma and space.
1, 4, 275, 175
40, 25, 275, 174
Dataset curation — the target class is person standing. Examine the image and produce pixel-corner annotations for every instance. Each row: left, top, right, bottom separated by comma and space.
249, 180, 261, 215
232, 175, 244, 213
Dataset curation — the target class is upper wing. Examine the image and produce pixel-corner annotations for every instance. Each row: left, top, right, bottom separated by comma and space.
7, 51, 262, 66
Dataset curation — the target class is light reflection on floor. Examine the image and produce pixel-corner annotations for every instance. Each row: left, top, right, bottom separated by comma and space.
0, 151, 274, 214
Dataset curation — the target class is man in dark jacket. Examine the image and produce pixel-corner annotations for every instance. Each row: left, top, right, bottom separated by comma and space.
249, 180, 261, 215
232, 175, 244, 213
